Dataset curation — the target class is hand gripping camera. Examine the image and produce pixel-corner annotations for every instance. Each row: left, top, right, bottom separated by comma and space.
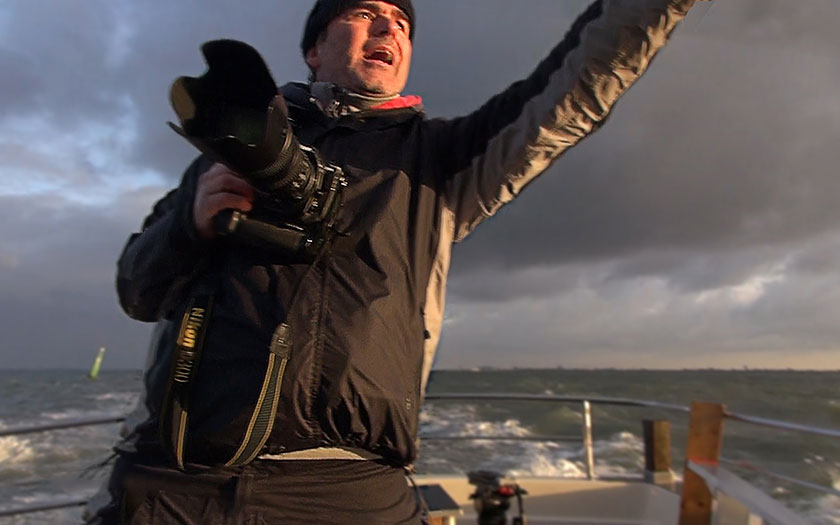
169, 39, 346, 261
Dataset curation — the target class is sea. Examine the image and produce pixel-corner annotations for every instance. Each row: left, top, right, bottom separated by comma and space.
0, 369, 838, 524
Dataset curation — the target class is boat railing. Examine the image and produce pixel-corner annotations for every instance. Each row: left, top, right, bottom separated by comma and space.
424, 394, 840, 524
1, 393, 838, 523
423, 393, 692, 482
0, 414, 125, 439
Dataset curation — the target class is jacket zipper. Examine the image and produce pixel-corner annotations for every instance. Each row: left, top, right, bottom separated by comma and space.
306, 257, 331, 438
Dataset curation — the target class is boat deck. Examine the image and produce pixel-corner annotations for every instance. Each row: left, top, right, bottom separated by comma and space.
416, 476, 680, 525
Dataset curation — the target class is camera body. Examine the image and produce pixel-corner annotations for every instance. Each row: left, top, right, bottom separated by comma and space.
468, 470, 528, 525
169, 39, 346, 260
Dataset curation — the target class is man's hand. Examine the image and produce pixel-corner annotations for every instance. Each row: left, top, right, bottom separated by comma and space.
193, 163, 256, 240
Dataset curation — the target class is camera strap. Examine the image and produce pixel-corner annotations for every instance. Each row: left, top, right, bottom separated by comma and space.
159, 292, 292, 469
159, 292, 214, 470
223, 233, 336, 466
224, 322, 292, 466
160, 230, 334, 470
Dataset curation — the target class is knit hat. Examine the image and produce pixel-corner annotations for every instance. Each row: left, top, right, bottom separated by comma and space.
301, 0, 415, 56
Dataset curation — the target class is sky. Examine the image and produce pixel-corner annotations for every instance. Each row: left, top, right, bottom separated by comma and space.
1, 0, 839, 370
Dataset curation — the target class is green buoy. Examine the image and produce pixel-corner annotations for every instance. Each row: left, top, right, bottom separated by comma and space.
89, 347, 106, 380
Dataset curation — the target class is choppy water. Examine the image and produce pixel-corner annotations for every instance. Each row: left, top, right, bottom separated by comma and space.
0, 369, 838, 523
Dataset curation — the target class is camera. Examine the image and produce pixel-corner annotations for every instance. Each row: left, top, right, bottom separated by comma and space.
468, 470, 528, 525
169, 39, 346, 261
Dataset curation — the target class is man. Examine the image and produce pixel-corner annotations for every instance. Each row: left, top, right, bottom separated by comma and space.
87, 0, 699, 522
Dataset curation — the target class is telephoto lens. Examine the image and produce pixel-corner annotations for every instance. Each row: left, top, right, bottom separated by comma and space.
168, 39, 346, 260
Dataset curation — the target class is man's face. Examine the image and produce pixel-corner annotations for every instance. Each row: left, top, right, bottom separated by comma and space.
305, 1, 412, 97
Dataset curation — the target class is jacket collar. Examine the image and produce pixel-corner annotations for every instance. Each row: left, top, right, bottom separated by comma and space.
279, 82, 423, 143
369, 95, 423, 111
281, 82, 423, 118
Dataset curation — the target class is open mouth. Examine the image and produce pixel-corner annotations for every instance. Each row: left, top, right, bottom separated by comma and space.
364, 48, 394, 66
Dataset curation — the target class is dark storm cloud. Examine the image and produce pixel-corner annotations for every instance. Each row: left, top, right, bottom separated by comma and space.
0, 192, 159, 368
439, 244, 840, 369
0, 48, 42, 114
407, 0, 590, 116
0, 2, 127, 125
447, 8, 840, 298
706, 0, 839, 53
102, 2, 317, 177
0, 1, 313, 178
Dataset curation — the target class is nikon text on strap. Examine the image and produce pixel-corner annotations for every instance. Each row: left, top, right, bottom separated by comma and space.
159, 294, 213, 470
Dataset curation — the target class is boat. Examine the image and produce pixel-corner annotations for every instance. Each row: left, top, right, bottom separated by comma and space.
2, 391, 838, 524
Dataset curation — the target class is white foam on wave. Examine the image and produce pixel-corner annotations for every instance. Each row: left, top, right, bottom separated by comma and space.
8, 484, 93, 505
419, 404, 478, 436
0, 431, 92, 467
806, 468, 840, 525
91, 392, 139, 405
419, 405, 647, 479
496, 428, 641, 479
461, 419, 531, 444
419, 404, 585, 476
41, 408, 115, 421
0, 410, 117, 469
591, 431, 645, 477
812, 498, 840, 524
507, 442, 587, 479
593, 431, 643, 455
0, 436, 36, 465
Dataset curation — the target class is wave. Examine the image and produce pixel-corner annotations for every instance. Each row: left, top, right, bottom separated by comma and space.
418, 405, 643, 479
0, 488, 89, 525
0, 433, 97, 469
39, 407, 123, 421
810, 480, 840, 525
507, 444, 587, 479
0, 412, 120, 472
0, 436, 36, 466
90, 392, 139, 405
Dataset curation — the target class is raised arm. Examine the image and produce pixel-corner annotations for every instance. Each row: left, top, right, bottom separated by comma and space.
428, 0, 696, 241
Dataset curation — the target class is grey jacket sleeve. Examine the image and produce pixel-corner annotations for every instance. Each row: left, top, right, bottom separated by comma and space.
116, 156, 211, 322
430, 0, 696, 242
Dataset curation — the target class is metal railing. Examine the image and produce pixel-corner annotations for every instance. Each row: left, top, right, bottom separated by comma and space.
0, 415, 125, 438
1, 393, 838, 520
687, 460, 811, 525
425, 394, 840, 524
0, 415, 128, 518
423, 393, 692, 481
724, 409, 840, 439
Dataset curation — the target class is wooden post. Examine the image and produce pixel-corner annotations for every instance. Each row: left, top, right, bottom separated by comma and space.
678, 402, 725, 525
643, 419, 672, 485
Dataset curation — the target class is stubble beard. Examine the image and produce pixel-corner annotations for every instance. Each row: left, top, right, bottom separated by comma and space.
349, 70, 396, 97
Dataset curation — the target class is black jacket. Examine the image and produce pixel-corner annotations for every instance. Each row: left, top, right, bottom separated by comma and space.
116, 0, 694, 466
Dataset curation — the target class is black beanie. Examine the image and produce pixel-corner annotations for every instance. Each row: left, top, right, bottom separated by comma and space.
301, 0, 415, 56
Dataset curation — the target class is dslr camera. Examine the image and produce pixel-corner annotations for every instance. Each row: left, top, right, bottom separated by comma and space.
169, 40, 346, 261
